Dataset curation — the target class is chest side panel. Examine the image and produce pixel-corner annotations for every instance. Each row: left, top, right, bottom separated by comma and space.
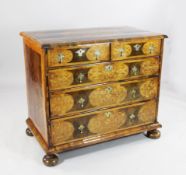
24, 43, 48, 143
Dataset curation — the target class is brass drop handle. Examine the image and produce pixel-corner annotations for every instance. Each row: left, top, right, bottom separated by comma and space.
57, 53, 65, 63
94, 49, 101, 59
78, 97, 86, 108
118, 48, 125, 57
130, 88, 137, 99
77, 72, 85, 83
78, 124, 85, 133
148, 44, 155, 54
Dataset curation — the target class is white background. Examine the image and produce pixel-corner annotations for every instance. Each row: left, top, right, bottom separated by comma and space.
0, 0, 186, 174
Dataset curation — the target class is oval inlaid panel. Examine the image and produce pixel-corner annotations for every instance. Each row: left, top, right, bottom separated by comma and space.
89, 84, 127, 107
88, 111, 127, 134
51, 120, 74, 144
50, 94, 74, 115
88, 62, 129, 82
112, 42, 132, 60
48, 70, 74, 90
86, 44, 109, 61
48, 49, 73, 66
138, 100, 156, 123
139, 79, 158, 98
142, 40, 161, 55
140, 58, 159, 75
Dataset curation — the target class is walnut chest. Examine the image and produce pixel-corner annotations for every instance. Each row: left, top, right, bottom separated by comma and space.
20, 26, 167, 166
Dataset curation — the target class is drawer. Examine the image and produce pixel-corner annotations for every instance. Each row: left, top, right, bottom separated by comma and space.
50, 77, 159, 118
47, 43, 110, 67
50, 100, 157, 146
48, 57, 160, 90
111, 39, 161, 60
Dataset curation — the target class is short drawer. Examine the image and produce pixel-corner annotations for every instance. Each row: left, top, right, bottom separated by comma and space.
47, 43, 110, 67
49, 77, 159, 118
50, 100, 157, 146
48, 57, 160, 90
111, 39, 161, 60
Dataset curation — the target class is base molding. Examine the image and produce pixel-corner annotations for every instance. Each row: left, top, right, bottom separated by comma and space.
26, 118, 162, 154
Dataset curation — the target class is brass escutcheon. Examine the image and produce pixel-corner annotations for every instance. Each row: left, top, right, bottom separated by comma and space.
104, 111, 112, 118
78, 124, 85, 133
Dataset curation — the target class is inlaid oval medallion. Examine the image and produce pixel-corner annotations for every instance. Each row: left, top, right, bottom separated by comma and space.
138, 100, 157, 123
142, 40, 161, 55
88, 62, 129, 82
48, 49, 73, 66
86, 44, 109, 61
48, 70, 74, 90
89, 84, 127, 107
50, 94, 74, 115
139, 79, 158, 98
51, 120, 74, 145
112, 42, 132, 60
140, 58, 159, 76
88, 111, 127, 134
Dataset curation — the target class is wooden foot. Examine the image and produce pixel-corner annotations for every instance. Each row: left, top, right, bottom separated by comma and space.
26, 128, 33, 136
145, 129, 161, 139
43, 154, 59, 167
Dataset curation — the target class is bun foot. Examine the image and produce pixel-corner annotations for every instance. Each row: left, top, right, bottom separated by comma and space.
43, 154, 59, 167
26, 128, 33, 136
145, 129, 161, 139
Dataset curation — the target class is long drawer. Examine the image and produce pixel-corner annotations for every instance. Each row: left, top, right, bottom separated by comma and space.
49, 77, 159, 118
50, 100, 157, 146
48, 57, 160, 90
47, 39, 161, 67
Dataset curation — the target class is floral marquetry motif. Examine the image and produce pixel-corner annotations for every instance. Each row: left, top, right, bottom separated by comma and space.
140, 79, 158, 98
89, 84, 127, 107
50, 94, 74, 116
88, 62, 129, 82
48, 70, 74, 90
140, 58, 159, 75
48, 49, 73, 66
138, 101, 157, 123
51, 120, 74, 145
88, 111, 127, 134
86, 44, 110, 61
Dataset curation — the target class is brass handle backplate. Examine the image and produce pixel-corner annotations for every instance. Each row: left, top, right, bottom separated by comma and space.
76, 49, 86, 57
78, 97, 86, 108
130, 65, 139, 76
77, 72, 85, 83
133, 44, 141, 51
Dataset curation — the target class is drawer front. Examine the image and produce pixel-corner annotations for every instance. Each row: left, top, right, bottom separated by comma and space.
48, 43, 110, 67
48, 57, 160, 90
51, 100, 157, 146
111, 39, 161, 60
50, 78, 159, 117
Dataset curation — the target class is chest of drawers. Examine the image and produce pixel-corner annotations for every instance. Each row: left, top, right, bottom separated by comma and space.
20, 26, 167, 166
